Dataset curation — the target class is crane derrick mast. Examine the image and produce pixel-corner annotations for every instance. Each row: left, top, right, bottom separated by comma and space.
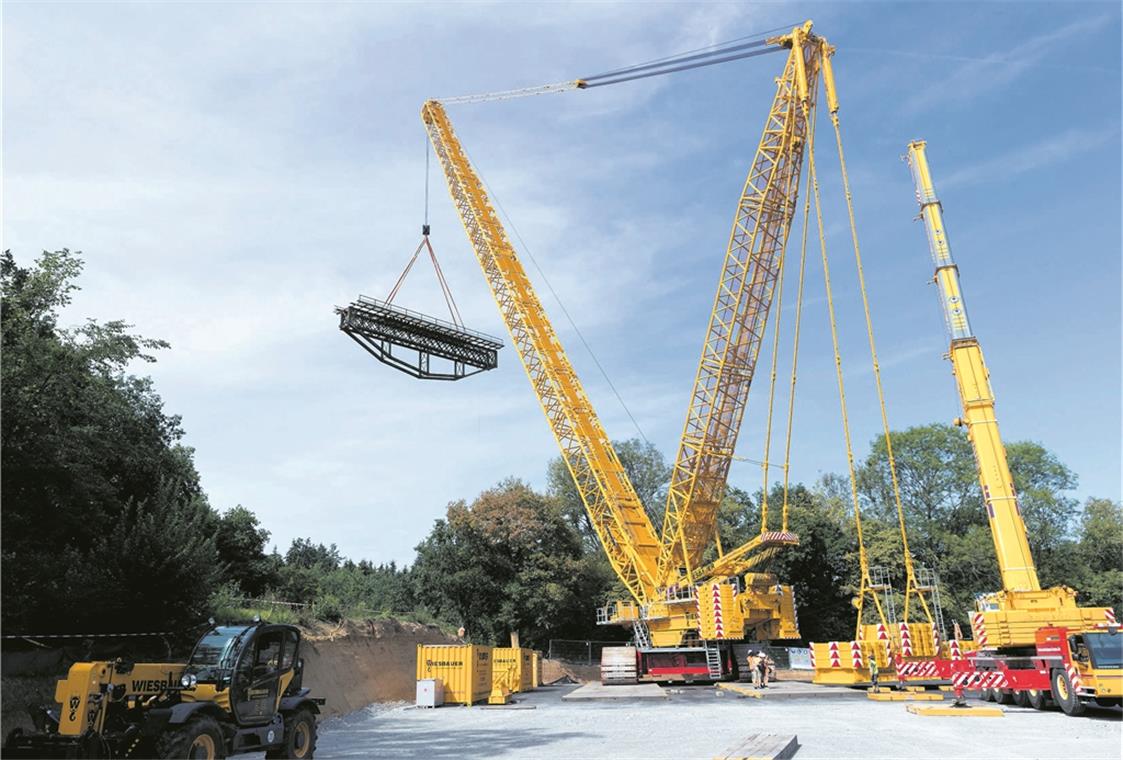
658, 24, 821, 586
905, 141, 1119, 714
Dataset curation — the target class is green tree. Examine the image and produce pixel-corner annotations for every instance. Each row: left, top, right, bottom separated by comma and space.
216, 506, 277, 597
856, 424, 979, 566
1, 250, 216, 633
1074, 497, 1123, 617
285, 538, 342, 570
853, 424, 1089, 628
412, 479, 609, 646
547, 438, 671, 548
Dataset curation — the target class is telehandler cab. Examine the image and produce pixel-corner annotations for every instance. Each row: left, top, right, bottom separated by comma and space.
3, 620, 323, 759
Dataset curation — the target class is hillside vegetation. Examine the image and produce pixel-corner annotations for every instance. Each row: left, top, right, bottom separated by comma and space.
2, 250, 1119, 650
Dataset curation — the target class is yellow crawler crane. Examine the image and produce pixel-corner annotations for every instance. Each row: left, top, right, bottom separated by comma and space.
424, 22, 836, 682
904, 141, 1119, 713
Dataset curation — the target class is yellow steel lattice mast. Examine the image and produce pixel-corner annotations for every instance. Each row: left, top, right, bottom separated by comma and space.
422, 101, 662, 603
657, 23, 823, 585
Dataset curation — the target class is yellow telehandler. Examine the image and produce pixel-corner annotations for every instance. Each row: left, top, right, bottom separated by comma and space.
3, 620, 323, 759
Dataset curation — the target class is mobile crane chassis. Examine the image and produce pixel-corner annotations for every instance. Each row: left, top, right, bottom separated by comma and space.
885, 141, 1121, 713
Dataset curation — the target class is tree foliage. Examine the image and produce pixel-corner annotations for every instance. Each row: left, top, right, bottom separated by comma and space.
3, 249, 1117, 646
547, 438, 671, 547
2, 250, 215, 633
411, 479, 610, 646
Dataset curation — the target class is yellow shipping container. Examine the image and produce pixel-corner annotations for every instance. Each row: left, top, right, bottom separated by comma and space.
492, 647, 534, 693
416, 644, 493, 705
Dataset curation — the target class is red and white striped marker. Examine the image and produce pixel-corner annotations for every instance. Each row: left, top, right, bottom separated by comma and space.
971, 613, 988, 648
1106, 609, 1117, 626
899, 622, 913, 657
828, 641, 842, 668
1066, 663, 1084, 692
850, 641, 863, 669
949, 640, 962, 661
711, 584, 724, 639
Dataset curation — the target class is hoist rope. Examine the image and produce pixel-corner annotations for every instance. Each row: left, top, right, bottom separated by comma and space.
828, 109, 933, 626
386, 141, 464, 326
780, 99, 817, 533
386, 236, 465, 327
438, 80, 584, 105
806, 101, 888, 641
463, 145, 651, 445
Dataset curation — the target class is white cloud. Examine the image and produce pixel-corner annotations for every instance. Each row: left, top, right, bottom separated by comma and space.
937, 127, 1119, 190
900, 15, 1113, 114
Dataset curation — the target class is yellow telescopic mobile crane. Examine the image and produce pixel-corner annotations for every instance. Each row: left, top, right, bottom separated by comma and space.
422, 22, 839, 682
906, 140, 1120, 714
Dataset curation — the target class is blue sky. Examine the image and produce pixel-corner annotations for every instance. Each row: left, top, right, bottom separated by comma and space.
5, 2, 1120, 565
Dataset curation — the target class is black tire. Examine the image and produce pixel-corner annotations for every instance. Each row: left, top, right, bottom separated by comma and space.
994, 688, 1014, 705
1027, 689, 1052, 710
1049, 668, 1086, 716
1012, 690, 1029, 707
265, 708, 317, 760
980, 688, 995, 702
157, 714, 226, 759
1094, 696, 1121, 708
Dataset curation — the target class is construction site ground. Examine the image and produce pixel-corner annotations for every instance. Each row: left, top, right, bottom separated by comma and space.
308, 683, 1122, 759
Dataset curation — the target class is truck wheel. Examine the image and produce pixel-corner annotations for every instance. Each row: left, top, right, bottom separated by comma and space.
157, 714, 226, 759
1011, 690, 1029, 707
265, 708, 317, 759
980, 688, 995, 702
994, 689, 1013, 705
1050, 669, 1085, 716
1027, 689, 1052, 710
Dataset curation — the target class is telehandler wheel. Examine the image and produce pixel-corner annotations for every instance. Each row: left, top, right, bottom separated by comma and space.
265, 707, 317, 759
1011, 690, 1029, 707
1050, 668, 1085, 716
1027, 689, 1052, 710
157, 714, 226, 759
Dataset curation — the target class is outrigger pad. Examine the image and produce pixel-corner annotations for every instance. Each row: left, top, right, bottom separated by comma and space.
336, 296, 502, 381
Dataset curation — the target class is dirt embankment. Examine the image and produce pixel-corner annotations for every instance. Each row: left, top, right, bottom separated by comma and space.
299, 619, 459, 716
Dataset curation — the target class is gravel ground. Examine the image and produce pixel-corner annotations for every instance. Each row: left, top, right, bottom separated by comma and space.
313, 684, 1122, 759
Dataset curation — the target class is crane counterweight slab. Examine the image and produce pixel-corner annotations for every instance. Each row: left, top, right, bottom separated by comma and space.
337, 295, 502, 380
